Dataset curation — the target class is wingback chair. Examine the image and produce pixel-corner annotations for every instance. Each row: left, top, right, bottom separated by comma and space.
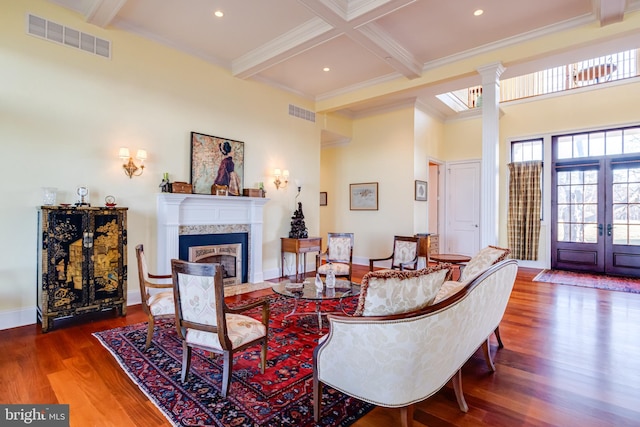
136, 244, 174, 351
369, 235, 419, 272
316, 232, 354, 281
170, 259, 269, 397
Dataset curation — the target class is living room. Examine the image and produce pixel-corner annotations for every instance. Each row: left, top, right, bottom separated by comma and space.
2, 0, 640, 425
3, 0, 640, 330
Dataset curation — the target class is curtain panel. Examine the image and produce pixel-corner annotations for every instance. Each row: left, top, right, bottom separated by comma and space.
507, 161, 543, 260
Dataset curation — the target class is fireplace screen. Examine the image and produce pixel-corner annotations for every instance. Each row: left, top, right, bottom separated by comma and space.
188, 243, 242, 286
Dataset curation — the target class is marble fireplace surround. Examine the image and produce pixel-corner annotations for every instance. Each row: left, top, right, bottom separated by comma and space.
156, 193, 269, 283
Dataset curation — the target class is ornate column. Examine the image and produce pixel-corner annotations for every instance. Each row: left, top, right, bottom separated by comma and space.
477, 62, 505, 248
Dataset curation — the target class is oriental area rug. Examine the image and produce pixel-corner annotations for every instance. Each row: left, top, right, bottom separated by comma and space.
533, 269, 640, 294
94, 295, 373, 427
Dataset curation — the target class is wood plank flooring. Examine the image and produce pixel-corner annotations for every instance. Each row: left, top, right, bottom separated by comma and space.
1, 265, 639, 426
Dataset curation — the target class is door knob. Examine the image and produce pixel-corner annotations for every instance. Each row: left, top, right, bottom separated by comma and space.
598, 224, 603, 236
607, 224, 612, 237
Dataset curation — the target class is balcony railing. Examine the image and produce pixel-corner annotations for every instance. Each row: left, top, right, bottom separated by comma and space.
440, 49, 639, 111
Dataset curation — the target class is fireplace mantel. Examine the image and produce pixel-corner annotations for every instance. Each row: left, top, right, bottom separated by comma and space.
156, 193, 269, 282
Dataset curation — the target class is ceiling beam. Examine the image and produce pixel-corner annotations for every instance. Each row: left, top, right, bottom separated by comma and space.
85, 0, 128, 28
233, 0, 420, 80
595, 0, 627, 26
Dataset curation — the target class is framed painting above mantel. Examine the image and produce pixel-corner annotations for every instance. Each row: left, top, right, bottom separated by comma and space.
190, 132, 244, 196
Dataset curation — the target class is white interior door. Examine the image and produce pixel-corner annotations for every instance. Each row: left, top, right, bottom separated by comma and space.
445, 161, 481, 256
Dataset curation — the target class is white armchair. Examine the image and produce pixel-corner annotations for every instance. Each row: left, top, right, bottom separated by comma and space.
313, 259, 518, 427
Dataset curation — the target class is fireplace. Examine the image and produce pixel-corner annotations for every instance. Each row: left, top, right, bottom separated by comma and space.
156, 193, 268, 283
179, 233, 248, 285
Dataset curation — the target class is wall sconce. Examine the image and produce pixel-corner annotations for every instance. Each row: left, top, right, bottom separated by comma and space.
119, 147, 147, 178
273, 168, 289, 190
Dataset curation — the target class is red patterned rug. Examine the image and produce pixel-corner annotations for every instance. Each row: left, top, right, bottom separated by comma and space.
93, 295, 372, 427
533, 269, 640, 294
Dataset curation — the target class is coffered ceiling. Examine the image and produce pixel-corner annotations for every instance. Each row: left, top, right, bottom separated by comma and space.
48, 0, 638, 118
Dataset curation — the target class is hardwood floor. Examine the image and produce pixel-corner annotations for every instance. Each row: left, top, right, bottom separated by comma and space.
2, 265, 639, 426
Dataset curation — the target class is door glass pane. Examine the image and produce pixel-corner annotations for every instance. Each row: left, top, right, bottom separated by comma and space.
611, 166, 640, 246
557, 186, 570, 203
584, 204, 597, 223
613, 224, 628, 244
630, 184, 640, 203
558, 205, 570, 222
573, 224, 584, 242
558, 223, 569, 241
612, 183, 627, 203
557, 170, 570, 185
584, 224, 598, 243
630, 225, 640, 245
570, 171, 583, 184
584, 170, 598, 184
572, 204, 583, 222
571, 185, 583, 203
584, 185, 597, 203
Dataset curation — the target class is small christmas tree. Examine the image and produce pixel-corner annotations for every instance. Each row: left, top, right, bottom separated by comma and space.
288, 202, 308, 238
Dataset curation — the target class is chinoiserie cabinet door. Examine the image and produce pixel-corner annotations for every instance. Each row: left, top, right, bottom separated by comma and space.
42, 209, 89, 313
89, 209, 127, 310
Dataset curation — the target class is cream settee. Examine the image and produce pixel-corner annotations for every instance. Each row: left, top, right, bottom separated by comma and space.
313, 258, 518, 427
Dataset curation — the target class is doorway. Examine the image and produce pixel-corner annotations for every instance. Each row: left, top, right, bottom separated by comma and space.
551, 127, 640, 277
445, 160, 481, 256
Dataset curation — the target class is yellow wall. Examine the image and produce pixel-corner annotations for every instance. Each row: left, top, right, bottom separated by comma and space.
320, 106, 439, 263
0, 0, 319, 325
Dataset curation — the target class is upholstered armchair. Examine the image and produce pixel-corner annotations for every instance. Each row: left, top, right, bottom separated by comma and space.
171, 259, 269, 397
369, 235, 419, 272
316, 232, 354, 281
313, 260, 518, 427
136, 244, 174, 351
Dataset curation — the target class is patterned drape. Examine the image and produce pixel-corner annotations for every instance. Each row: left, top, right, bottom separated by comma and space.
507, 161, 543, 260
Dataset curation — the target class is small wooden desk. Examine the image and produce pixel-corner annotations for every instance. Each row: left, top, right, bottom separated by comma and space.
281, 237, 322, 281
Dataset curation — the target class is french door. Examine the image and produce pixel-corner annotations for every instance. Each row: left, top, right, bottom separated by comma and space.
551, 156, 640, 277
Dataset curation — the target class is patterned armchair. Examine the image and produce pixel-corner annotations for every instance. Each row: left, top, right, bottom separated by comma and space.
313, 259, 518, 427
136, 244, 174, 351
170, 259, 269, 397
369, 235, 419, 272
316, 232, 354, 281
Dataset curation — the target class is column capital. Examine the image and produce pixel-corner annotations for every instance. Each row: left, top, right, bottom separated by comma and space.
477, 62, 506, 84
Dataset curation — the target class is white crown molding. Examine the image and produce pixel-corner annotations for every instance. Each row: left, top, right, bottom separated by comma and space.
232, 17, 334, 79
423, 13, 596, 73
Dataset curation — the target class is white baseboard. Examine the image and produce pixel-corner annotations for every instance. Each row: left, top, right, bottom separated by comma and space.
0, 306, 37, 330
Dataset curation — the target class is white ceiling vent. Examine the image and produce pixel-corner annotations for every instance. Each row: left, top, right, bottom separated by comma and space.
27, 14, 111, 59
288, 104, 316, 123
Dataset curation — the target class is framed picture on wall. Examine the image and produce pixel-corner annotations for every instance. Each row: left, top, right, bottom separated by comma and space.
190, 131, 244, 195
415, 180, 428, 201
320, 192, 327, 206
350, 182, 378, 210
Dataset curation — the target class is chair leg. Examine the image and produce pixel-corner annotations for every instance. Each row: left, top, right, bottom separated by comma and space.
260, 338, 267, 374
399, 404, 414, 427
451, 369, 468, 412
494, 325, 504, 349
181, 342, 192, 383
221, 351, 233, 398
482, 337, 496, 372
145, 317, 154, 351
313, 378, 322, 422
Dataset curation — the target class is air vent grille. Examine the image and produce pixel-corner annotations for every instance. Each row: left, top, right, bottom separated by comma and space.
289, 104, 316, 123
27, 14, 111, 59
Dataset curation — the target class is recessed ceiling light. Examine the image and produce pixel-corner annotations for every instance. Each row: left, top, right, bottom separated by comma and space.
323, 67, 330, 72
214, 10, 224, 18
474, 9, 483, 16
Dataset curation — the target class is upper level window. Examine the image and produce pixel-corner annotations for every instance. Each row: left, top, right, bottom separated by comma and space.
512, 139, 543, 162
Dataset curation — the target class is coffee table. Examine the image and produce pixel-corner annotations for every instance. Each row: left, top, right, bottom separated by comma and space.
272, 279, 360, 334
